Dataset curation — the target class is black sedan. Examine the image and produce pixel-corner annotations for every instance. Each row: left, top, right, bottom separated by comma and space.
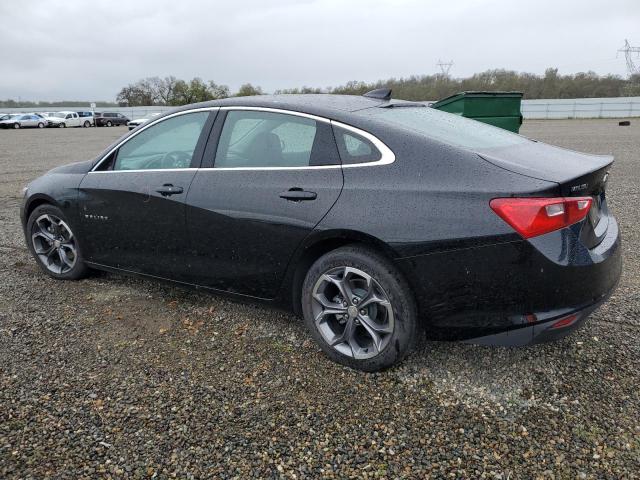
20, 91, 622, 371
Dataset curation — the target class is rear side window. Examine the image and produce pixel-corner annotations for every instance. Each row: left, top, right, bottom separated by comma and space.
333, 127, 381, 164
214, 110, 339, 168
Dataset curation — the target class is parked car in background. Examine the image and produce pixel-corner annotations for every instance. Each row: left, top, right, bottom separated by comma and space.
0, 114, 46, 129
95, 112, 129, 127
127, 112, 161, 130
0, 113, 16, 121
46, 111, 82, 128
76, 111, 95, 127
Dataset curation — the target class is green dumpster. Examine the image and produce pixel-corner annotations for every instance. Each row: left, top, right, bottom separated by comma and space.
430, 91, 524, 133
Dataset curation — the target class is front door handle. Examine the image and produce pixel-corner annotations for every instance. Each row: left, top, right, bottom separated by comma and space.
156, 184, 184, 196
279, 188, 317, 201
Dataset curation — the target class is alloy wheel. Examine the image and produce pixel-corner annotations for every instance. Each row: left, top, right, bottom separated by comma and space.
311, 266, 394, 359
31, 214, 78, 274
13, 123, 19, 129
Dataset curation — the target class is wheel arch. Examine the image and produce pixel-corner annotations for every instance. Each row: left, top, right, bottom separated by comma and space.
24, 194, 60, 223
284, 229, 399, 317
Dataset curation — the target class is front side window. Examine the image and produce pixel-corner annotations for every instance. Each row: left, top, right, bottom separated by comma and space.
214, 110, 326, 168
106, 112, 209, 171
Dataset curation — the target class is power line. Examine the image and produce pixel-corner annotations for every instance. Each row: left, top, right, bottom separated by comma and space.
618, 39, 640, 76
436, 59, 453, 79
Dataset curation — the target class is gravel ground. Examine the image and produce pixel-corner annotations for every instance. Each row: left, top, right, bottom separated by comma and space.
0, 121, 638, 479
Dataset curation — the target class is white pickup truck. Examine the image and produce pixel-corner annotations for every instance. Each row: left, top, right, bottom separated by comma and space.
45, 111, 83, 128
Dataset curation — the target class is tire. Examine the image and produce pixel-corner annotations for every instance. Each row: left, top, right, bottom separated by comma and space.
83, 120, 90, 128
59, 123, 66, 128
37, 122, 45, 128
26, 204, 89, 280
13, 123, 20, 129
301, 245, 417, 372
106, 121, 112, 127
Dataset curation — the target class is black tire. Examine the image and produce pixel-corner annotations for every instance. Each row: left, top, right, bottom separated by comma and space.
83, 120, 90, 128
59, 123, 66, 128
26, 204, 89, 280
37, 122, 45, 128
301, 245, 417, 372
106, 121, 113, 127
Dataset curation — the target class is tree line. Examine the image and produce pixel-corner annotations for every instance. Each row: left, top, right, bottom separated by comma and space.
2, 68, 639, 108
115, 77, 263, 106
279, 69, 640, 101
115, 69, 640, 105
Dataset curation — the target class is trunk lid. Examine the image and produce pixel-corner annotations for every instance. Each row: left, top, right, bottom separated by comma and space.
476, 141, 613, 249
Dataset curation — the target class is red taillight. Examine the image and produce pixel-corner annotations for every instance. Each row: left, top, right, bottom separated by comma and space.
550, 313, 579, 329
490, 197, 592, 239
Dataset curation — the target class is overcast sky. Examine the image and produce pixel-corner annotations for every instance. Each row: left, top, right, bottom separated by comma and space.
0, 0, 637, 101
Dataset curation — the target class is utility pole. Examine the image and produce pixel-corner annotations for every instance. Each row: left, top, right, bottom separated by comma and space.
436, 59, 453, 79
618, 39, 640, 76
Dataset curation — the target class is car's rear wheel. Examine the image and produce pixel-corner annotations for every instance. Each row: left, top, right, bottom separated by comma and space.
106, 121, 113, 127
59, 123, 66, 128
27, 204, 89, 280
13, 123, 20, 129
301, 245, 417, 372
37, 122, 45, 128
83, 120, 90, 128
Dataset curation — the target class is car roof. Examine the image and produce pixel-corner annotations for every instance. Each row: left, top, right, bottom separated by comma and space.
188, 94, 389, 119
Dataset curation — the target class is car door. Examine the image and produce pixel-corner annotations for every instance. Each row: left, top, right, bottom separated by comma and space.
77, 108, 217, 278
184, 108, 343, 299
23, 115, 37, 127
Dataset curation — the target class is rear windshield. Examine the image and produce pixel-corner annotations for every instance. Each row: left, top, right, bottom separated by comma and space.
361, 107, 529, 149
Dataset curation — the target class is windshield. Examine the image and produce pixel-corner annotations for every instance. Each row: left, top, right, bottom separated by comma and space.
361, 107, 529, 149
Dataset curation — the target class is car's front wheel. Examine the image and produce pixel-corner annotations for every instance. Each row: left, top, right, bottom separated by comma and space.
301, 245, 417, 372
106, 121, 113, 127
26, 204, 89, 280
83, 120, 90, 128
13, 123, 20, 129
37, 122, 45, 128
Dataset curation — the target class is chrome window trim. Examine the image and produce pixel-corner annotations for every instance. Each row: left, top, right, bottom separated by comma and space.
330, 120, 395, 168
88, 105, 395, 174
219, 106, 330, 124
89, 107, 219, 172
89, 168, 200, 174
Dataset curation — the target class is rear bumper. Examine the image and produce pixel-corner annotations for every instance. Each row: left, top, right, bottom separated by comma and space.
396, 217, 622, 343
462, 289, 613, 346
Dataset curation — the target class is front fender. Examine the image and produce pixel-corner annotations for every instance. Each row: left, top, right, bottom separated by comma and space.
21, 170, 88, 232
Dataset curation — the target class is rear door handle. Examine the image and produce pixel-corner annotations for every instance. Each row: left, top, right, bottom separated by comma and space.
279, 188, 317, 201
156, 184, 184, 196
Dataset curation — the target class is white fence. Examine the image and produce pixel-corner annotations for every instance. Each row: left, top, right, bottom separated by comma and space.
0, 106, 173, 121
3, 97, 640, 120
521, 97, 640, 119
